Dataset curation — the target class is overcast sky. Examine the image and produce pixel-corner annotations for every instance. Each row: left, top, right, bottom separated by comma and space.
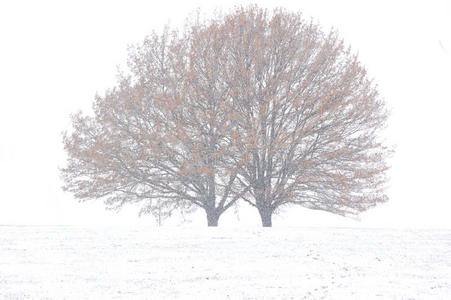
0, 0, 450, 228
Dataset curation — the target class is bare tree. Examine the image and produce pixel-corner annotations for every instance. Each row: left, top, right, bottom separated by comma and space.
213, 6, 390, 226
61, 29, 246, 226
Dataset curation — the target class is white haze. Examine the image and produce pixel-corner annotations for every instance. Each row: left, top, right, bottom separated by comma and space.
0, 0, 450, 228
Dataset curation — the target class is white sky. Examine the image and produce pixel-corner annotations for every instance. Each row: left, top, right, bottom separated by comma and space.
0, 0, 450, 228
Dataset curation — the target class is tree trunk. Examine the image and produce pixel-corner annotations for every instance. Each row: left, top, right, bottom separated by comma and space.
258, 207, 273, 227
206, 210, 219, 227
205, 172, 218, 227
255, 188, 273, 227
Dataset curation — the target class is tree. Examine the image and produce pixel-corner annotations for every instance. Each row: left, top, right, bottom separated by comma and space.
213, 7, 390, 226
61, 5, 390, 227
61, 29, 247, 226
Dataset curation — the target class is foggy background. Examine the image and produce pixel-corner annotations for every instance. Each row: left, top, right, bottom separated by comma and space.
0, 0, 450, 228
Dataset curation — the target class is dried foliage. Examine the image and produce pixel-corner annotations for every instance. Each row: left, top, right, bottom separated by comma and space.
61, 5, 390, 227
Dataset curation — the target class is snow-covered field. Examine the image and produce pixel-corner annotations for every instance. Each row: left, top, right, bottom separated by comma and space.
1, 226, 450, 299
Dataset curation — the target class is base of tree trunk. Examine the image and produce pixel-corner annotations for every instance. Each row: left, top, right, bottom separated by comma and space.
206, 211, 219, 227
207, 220, 219, 227
258, 209, 273, 227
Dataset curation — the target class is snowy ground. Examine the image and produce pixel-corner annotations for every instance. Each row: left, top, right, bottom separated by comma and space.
1, 226, 450, 299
